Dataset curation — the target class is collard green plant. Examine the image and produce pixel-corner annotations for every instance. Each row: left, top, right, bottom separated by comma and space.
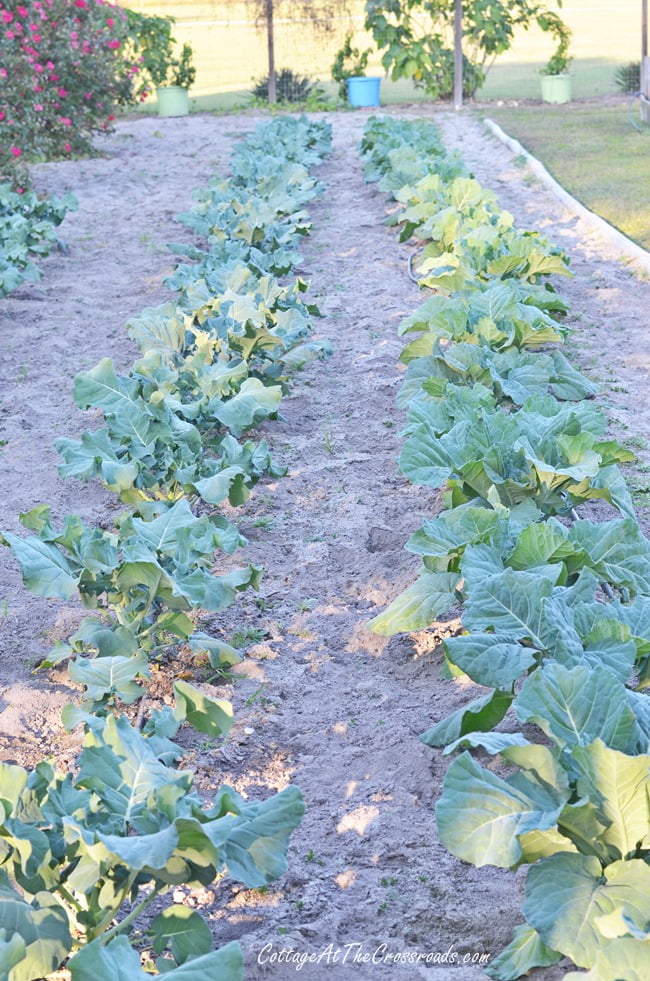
362, 114, 650, 979
1, 116, 332, 973
0, 711, 304, 979
0, 184, 77, 298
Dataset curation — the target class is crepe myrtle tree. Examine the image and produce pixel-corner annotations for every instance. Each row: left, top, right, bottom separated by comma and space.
364, 0, 566, 100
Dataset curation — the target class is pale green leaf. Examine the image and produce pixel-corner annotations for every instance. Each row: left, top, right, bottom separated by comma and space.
436, 753, 566, 867
485, 923, 561, 981
368, 572, 458, 635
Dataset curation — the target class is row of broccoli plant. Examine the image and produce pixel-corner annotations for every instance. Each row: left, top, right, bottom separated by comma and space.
362, 116, 650, 981
0, 115, 332, 980
0, 183, 77, 298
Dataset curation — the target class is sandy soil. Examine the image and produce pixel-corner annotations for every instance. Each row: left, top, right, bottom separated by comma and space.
1, 106, 649, 980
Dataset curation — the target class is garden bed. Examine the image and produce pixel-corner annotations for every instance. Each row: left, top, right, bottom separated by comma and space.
1, 107, 650, 979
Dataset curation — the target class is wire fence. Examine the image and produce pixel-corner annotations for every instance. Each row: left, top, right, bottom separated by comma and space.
122, 0, 640, 101
125, 0, 373, 98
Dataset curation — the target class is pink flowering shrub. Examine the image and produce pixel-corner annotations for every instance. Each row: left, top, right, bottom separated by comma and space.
0, 0, 146, 185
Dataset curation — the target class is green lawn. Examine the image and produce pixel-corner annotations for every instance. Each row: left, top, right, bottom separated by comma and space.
485, 101, 650, 251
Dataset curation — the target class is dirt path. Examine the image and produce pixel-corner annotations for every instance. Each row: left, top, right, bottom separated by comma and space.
2, 107, 649, 979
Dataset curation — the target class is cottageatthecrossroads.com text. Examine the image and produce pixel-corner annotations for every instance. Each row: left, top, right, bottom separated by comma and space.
257, 942, 492, 971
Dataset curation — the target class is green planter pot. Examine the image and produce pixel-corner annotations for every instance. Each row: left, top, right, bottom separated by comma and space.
540, 74, 572, 104
156, 85, 190, 117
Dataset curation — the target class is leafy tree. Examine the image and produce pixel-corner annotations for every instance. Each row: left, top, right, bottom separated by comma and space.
364, 0, 565, 99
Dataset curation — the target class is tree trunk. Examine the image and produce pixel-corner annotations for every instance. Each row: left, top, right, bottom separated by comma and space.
453, 0, 463, 109
266, 0, 276, 103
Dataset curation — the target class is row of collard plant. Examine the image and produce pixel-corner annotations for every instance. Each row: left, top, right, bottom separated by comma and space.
0, 184, 77, 299
362, 117, 650, 981
0, 115, 332, 980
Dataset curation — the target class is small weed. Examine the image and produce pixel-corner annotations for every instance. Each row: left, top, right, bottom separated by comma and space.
513, 152, 527, 167
304, 850, 325, 865
380, 876, 398, 887
382, 419, 394, 429
17, 363, 29, 381
296, 597, 317, 612
231, 626, 265, 648
253, 516, 274, 530
610, 384, 630, 394
626, 435, 648, 450
321, 425, 334, 455
254, 596, 272, 612
244, 684, 267, 707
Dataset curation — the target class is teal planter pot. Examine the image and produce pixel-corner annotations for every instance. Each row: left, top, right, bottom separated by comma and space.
156, 85, 190, 117
347, 76, 381, 108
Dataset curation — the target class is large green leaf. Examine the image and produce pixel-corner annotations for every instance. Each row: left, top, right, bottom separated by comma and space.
212, 378, 282, 437
0, 931, 26, 980
1, 533, 79, 599
563, 937, 650, 981
571, 740, 650, 858
462, 569, 556, 649
150, 906, 212, 964
506, 520, 575, 571
84, 822, 180, 874
444, 633, 536, 689
68, 653, 149, 706
485, 923, 562, 981
436, 752, 566, 867
0, 871, 71, 981
0, 764, 27, 821
76, 714, 193, 834
515, 663, 641, 752
420, 690, 513, 747
72, 358, 138, 414
368, 571, 458, 635
567, 518, 650, 595
207, 785, 305, 887
173, 681, 234, 738
524, 855, 650, 969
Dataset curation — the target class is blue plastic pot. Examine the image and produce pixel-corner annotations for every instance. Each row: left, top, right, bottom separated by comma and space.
347, 76, 381, 108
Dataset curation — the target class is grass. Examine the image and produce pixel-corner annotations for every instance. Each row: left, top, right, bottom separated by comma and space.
486, 101, 650, 251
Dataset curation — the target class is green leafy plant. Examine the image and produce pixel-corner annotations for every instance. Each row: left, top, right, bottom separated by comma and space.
331, 31, 372, 100
363, 0, 555, 99
361, 113, 650, 979
0, 710, 303, 978
537, 10, 572, 76
0, 184, 77, 297
251, 67, 321, 103
125, 11, 196, 90
1, 116, 333, 973
614, 61, 641, 93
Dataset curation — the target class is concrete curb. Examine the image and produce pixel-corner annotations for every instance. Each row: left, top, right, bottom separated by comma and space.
483, 116, 650, 279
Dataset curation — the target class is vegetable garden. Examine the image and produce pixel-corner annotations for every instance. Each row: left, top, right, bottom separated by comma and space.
1, 103, 650, 980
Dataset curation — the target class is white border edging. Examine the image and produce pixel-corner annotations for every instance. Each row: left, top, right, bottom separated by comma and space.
484, 116, 650, 278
